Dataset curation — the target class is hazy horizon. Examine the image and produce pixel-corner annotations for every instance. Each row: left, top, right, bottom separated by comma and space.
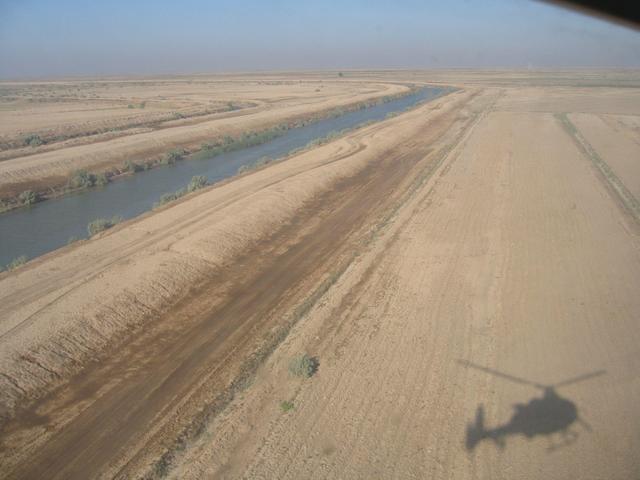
1, 0, 640, 80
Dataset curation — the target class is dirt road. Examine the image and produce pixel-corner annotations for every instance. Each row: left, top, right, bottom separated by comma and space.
0, 83, 481, 478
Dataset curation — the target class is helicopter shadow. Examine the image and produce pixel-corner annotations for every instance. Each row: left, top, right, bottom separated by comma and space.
458, 360, 605, 452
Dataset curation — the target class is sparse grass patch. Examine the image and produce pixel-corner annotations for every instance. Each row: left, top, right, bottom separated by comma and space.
162, 148, 186, 165
95, 172, 109, 187
68, 169, 97, 189
87, 215, 122, 236
18, 190, 39, 206
237, 155, 274, 175
23, 133, 44, 147
5, 255, 28, 271
194, 126, 290, 161
237, 164, 251, 175
123, 160, 144, 173
154, 175, 209, 208
280, 400, 295, 412
288, 354, 319, 378
187, 175, 208, 192
155, 191, 183, 207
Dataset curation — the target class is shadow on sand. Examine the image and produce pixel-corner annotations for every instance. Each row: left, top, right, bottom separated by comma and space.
458, 360, 605, 452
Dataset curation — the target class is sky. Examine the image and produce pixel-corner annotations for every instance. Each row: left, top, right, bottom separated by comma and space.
1, 0, 640, 79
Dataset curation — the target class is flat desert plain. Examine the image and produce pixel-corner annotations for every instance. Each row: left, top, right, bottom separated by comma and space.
0, 71, 639, 479
0, 74, 406, 200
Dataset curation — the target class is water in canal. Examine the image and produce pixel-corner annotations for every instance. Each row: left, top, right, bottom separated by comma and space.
0, 86, 449, 267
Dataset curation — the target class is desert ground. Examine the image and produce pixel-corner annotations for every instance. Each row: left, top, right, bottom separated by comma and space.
0, 71, 639, 479
0, 74, 407, 202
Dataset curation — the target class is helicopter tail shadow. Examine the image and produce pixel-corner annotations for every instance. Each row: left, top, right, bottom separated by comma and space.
466, 405, 485, 450
466, 405, 507, 451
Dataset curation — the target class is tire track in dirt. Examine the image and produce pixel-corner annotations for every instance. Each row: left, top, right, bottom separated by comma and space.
0, 90, 482, 479
0, 89, 471, 364
239, 93, 498, 480
233, 98, 640, 480
0, 139, 366, 338
555, 112, 640, 225
0, 90, 473, 433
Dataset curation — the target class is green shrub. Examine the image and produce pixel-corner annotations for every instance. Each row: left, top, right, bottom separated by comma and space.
123, 160, 143, 173
68, 169, 96, 189
197, 127, 286, 162
87, 215, 122, 236
280, 400, 295, 412
24, 134, 43, 147
162, 149, 186, 165
196, 142, 225, 158
157, 192, 178, 206
154, 188, 186, 208
288, 354, 319, 378
6, 255, 28, 271
160, 192, 180, 204
18, 190, 39, 206
95, 173, 109, 186
187, 175, 208, 192
154, 175, 207, 208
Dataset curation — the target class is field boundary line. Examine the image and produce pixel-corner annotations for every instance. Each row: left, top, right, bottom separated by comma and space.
556, 112, 640, 225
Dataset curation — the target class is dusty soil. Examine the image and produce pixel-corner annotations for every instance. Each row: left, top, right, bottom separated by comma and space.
0, 75, 407, 199
0, 71, 639, 480
568, 113, 640, 198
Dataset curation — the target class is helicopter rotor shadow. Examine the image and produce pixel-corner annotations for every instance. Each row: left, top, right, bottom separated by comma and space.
459, 360, 605, 452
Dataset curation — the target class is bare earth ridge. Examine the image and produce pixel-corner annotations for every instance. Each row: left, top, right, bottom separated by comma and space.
0, 77, 407, 199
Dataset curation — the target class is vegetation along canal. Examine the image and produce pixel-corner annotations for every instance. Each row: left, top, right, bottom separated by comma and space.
0, 86, 449, 267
